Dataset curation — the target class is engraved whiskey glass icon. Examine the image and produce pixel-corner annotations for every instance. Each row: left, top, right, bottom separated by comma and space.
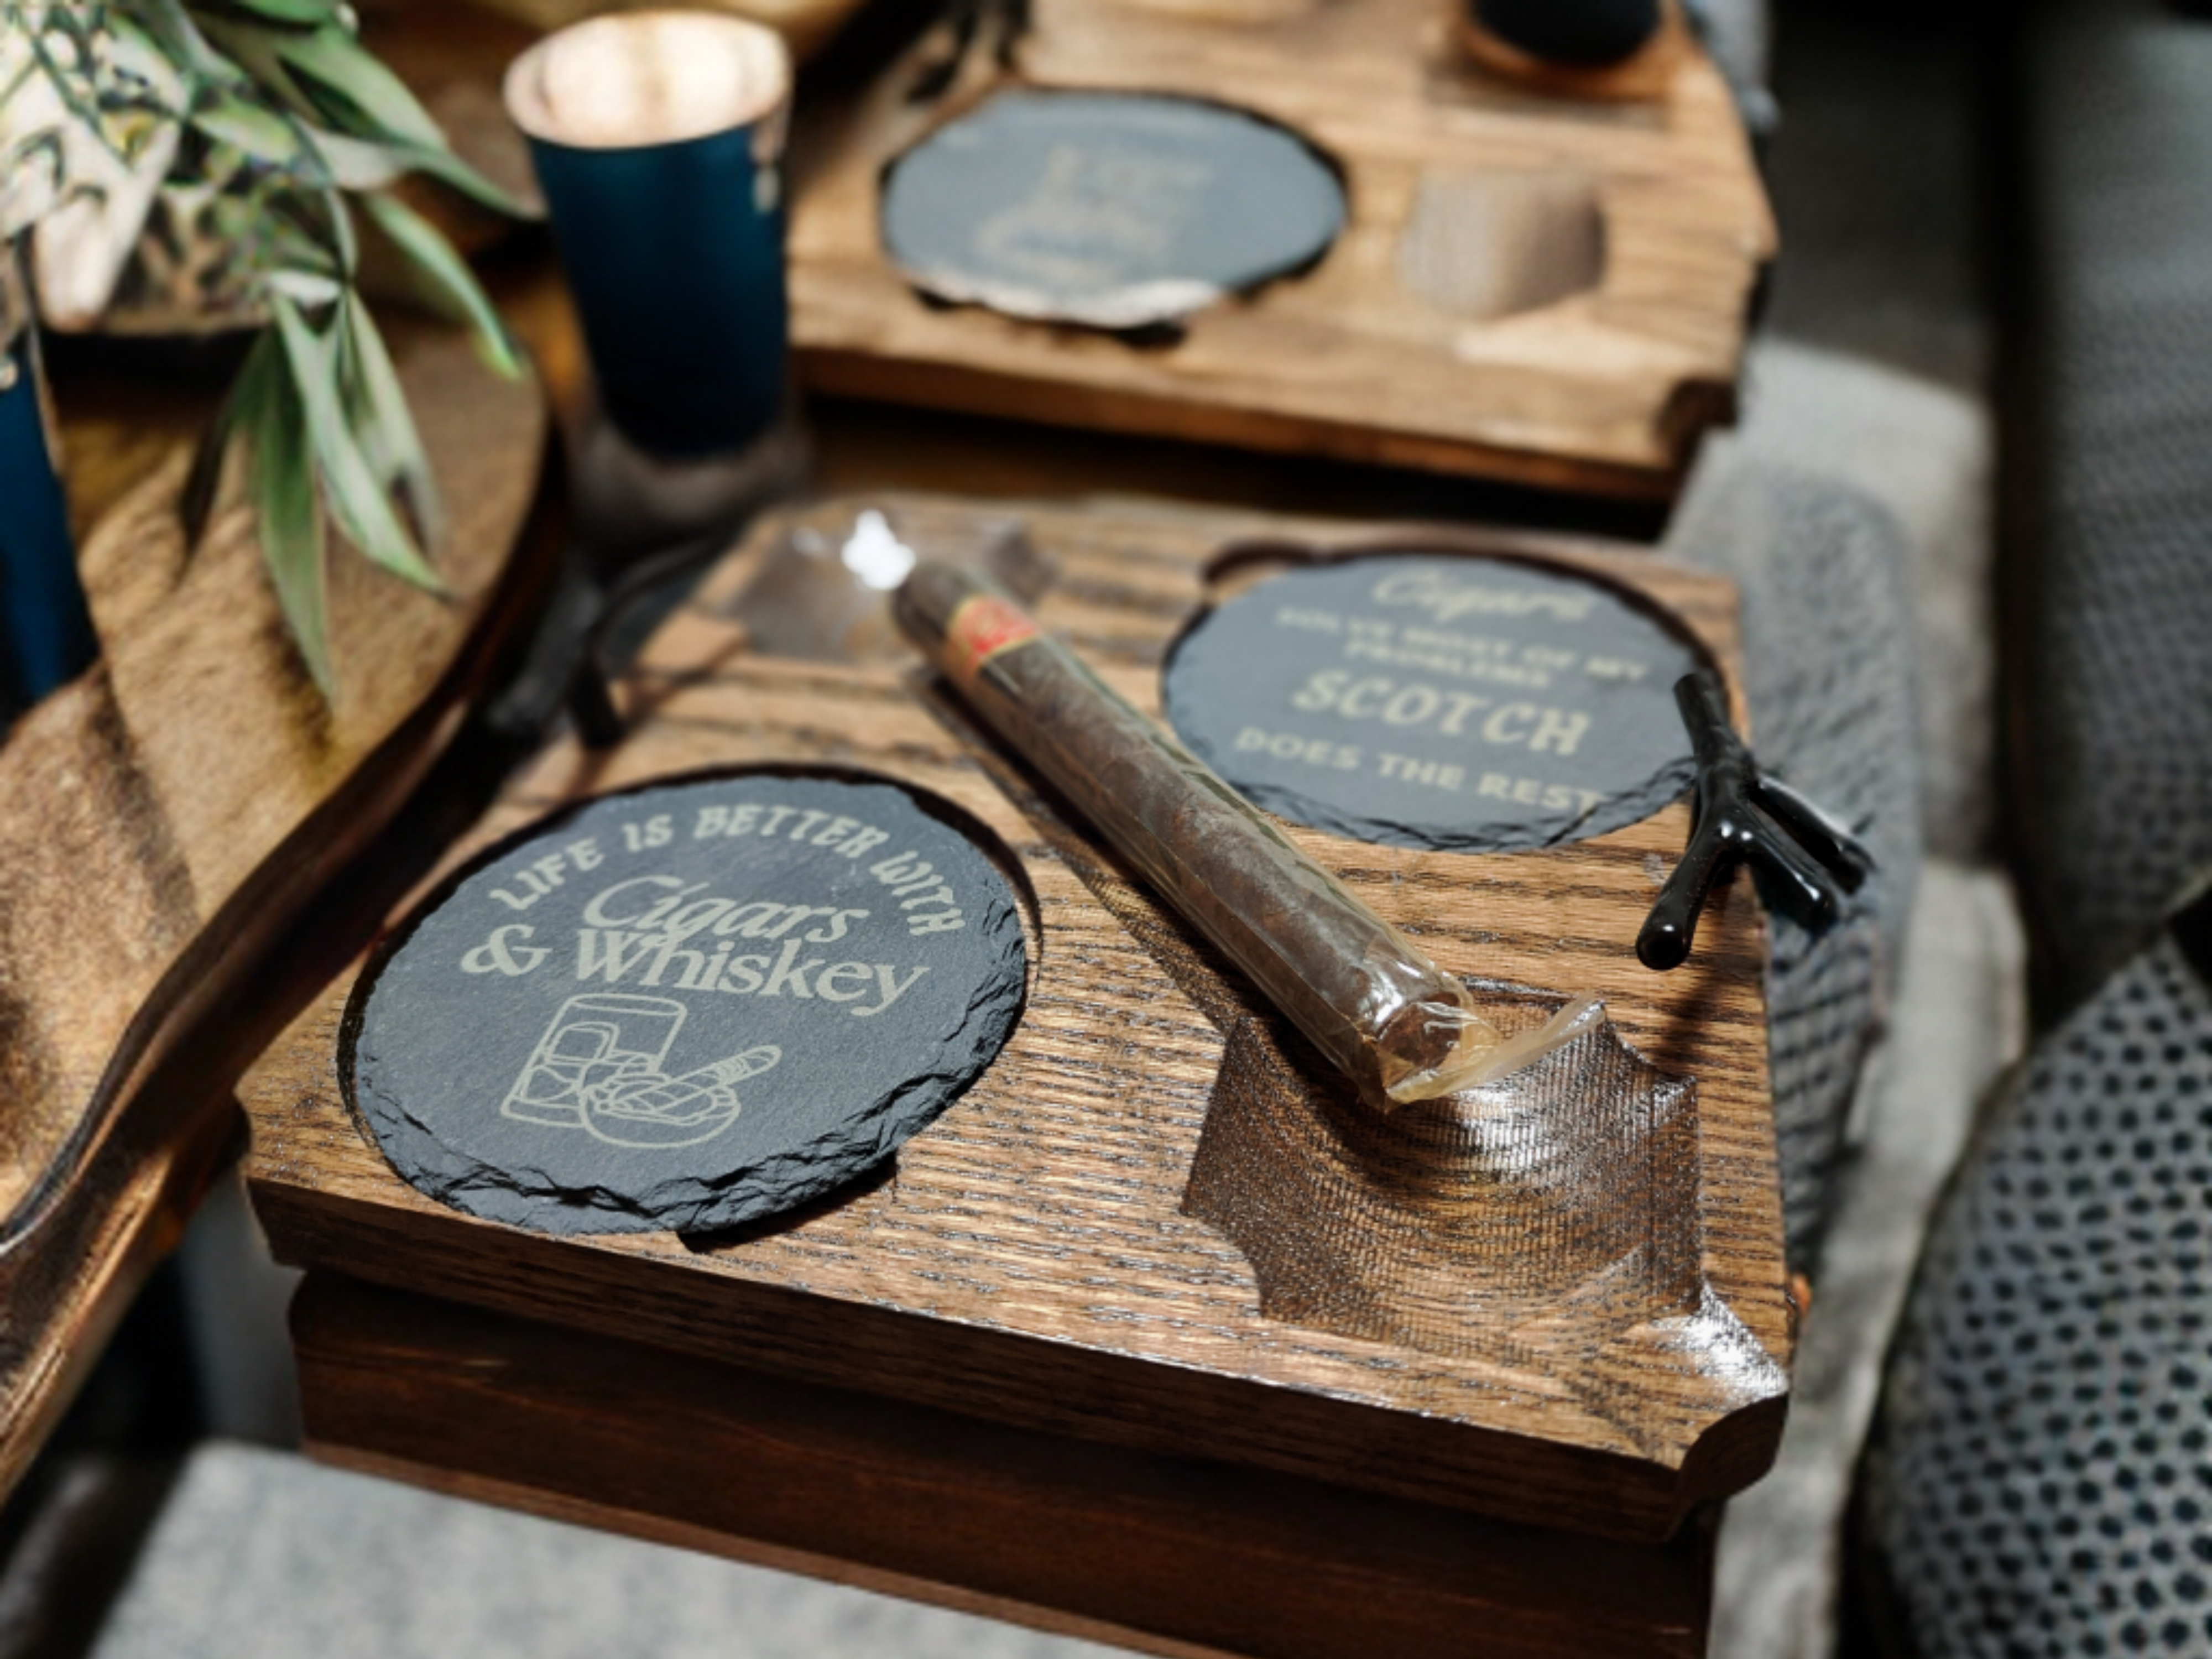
504, 994, 687, 1127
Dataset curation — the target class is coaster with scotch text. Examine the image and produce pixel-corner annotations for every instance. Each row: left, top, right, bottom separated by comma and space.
1163, 555, 1702, 853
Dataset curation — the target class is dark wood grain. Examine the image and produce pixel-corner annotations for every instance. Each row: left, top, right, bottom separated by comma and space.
246, 493, 1790, 1548
787, 0, 1774, 500
295, 1270, 1718, 1659
0, 321, 555, 1500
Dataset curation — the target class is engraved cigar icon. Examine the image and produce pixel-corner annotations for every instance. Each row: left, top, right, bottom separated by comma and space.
894, 562, 1600, 1109
585, 1046, 781, 1148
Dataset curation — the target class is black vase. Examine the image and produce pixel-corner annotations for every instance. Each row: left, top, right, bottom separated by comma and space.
1470, 0, 1665, 66
0, 322, 96, 727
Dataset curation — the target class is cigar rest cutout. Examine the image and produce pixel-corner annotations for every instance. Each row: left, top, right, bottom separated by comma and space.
1182, 993, 1785, 1437
1394, 169, 1606, 324
1184, 989, 1694, 1345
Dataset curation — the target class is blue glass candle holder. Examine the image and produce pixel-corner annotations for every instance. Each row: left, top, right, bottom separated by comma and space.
505, 12, 793, 461
0, 320, 96, 726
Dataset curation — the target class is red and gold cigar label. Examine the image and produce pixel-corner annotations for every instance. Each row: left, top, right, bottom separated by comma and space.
894, 561, 1600, 1107
942, 591, 1042, 691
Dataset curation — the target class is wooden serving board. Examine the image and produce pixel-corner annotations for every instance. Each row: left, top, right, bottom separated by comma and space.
0, 322, 555, 1499
788, 0, 1775, 500
245, 492, 1791, 1553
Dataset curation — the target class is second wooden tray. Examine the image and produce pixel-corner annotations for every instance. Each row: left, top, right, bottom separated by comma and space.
789, 0, 1775, 499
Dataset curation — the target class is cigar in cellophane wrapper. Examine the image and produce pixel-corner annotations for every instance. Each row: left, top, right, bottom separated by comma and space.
893, 562, 1605, 1109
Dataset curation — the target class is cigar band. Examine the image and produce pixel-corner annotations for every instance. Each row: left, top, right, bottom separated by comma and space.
945, 593, 1042, 688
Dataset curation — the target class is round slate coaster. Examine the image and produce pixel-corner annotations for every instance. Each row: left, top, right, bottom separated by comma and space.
880, 89, 1347, 331
1162, 555, 1703, 853
345, 773, 1029, 1237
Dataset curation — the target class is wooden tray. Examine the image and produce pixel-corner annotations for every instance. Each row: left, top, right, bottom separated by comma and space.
246, 491, 1791, 1552
788, 0, 1775, 500
0, 323, 555, 1498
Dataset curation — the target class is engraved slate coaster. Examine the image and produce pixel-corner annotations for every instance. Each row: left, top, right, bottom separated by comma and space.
1162, 556, 1700, 852
346, 774, 1028, 1236
880, 89, 1347, 332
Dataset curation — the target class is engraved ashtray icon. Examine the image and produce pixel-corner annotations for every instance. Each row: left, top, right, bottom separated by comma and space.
503, 994, 781, 1150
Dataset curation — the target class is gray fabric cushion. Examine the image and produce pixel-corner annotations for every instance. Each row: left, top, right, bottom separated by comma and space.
1668, 452, 1924, 1266
1715, 343, 1994, 863
1861, 928, 2212, 1658
1686, 0, 1774, 130
91, 1444, 1118, 1659
2013, 0, 2212, 1003
1710, 864, 2028, 1659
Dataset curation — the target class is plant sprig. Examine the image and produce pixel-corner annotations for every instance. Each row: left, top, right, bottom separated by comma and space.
2, 0, 534, 693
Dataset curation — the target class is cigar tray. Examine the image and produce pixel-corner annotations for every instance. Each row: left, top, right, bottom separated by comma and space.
243, 493, 1790, 1568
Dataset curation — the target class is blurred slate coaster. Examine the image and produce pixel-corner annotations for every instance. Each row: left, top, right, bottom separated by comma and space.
880, 89, 1348, 331
1163, 556, 1702, 853
346, 773, 1028, 1237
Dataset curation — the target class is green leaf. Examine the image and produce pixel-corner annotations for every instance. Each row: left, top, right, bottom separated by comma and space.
199, 0, 349, 27
187, 13, 316, 122
375, 139, 538, 218
188, 87, 304, 165
310, 128, 402, 191
270, 291, 445, 593
181, 9, 534, 217
338, 291, 442, 547
264, 267, 344, 306
269, 24, 445, 149
263, 192, 345, 272
260, 210, 343, 280
178, 415, 231, 554
317, 179, 356, 271
180, 334, 258, 550
360, 191, 522, 379
130, 0, 235, 85
251, 183, 355, 281
236, 328, 334, 691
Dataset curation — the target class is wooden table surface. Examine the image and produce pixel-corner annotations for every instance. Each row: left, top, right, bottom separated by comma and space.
0, 317, 556, 1501
15, 4, 1788, 1652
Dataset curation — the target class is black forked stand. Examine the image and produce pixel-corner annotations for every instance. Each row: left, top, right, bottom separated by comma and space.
1636, 670, 1874, 972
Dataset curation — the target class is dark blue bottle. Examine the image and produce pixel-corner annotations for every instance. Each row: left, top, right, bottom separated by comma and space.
1, 328, 97, 726
1472, 0, 1665, 66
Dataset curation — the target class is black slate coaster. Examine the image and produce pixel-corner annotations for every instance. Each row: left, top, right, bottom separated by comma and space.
880, 89, 1347, 332
1162, 556, 1701, 853
345, 773, 1029, 1236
